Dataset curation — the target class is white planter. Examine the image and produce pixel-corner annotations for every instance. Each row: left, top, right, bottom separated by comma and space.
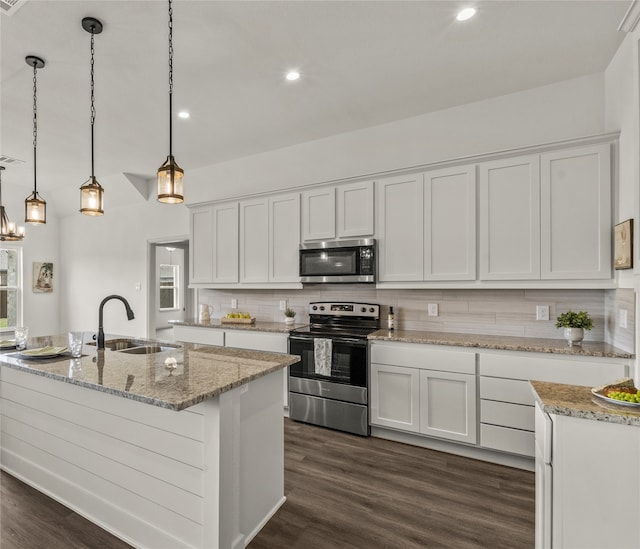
564, 327, 584, 347
284, 317, 295, 325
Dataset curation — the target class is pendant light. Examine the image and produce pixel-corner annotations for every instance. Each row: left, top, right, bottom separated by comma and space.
157, 0, 184, 204
24, 55, 46, 225
0, 167, 25, 241
79, 17, 104, 216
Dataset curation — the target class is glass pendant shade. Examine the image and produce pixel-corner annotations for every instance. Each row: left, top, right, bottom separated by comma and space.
80, 176, 104, 216
157, 155, 184, 204
25, 191, 46, 224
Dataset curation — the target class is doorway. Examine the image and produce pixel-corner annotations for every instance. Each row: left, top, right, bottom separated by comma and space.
147, 237, 194, 341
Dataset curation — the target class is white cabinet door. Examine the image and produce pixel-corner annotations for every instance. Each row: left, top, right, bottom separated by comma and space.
336, 180, 374, 238
419, 370, 477, 444
540, 143, 611, 280
370, 363, 420, 432
424, 165, 476, 280
377, 173, 424, 281
239, 198, 269, 283
211, 202, 239, 284
190, 205, 214, 284
269, 193, 300, 283
301, 187, 335, 241
479, 155, 540, 280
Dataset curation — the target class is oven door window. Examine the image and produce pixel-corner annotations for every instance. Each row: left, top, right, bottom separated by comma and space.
289, 337, 367, 387
299, 248, 358, 277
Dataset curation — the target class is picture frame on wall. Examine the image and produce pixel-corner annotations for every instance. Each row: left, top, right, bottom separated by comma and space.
614, 219, 633, 270
33, 262, 53, 293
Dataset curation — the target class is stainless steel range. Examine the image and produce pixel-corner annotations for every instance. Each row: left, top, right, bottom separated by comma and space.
288, 301, 380, 436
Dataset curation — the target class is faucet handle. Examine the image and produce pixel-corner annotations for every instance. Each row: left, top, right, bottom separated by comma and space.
92, 333, 97, 341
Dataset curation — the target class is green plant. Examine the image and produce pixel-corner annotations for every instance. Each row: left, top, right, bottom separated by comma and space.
555, 310, 593, 330
284, 307, 296, 318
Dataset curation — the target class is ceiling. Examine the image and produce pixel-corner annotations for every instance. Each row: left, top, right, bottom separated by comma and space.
0, 0, 631, 214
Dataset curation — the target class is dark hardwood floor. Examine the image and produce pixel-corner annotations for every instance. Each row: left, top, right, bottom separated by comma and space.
1, 419, 534, 548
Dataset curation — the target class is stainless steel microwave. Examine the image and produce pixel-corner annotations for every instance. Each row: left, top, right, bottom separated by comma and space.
299, 239, 376, 283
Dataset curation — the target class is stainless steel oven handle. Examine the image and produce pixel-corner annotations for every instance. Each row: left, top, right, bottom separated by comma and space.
289, 335, 367, 346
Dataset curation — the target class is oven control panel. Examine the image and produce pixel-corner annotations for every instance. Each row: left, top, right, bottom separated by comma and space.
308, 302, 379, 319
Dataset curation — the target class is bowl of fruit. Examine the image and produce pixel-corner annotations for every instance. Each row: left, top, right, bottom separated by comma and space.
221, 312, 255, 324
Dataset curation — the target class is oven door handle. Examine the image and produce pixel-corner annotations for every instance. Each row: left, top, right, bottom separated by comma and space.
289, 335, 367, 347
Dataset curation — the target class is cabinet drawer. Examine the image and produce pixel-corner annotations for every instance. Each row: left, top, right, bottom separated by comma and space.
371, 343, 475, 374
172, 326, 224, 346
481, 400, 534, 431
479, 352, 627, 386
480, 424, 535, 457
480, 376, 534, 405
224, 330, 288, 353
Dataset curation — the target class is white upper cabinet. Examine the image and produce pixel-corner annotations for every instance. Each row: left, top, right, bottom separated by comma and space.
336, 181, 375, 238
377, 173, 424, 281
302, 181, 374, 241
479, 155, 541, 280
190, 202, 239, 285
269, 193, 301, 283
190, 204, 215, 284
301, 187, 336, 241
240, 193, 301, 284
540, 144, 611, 279
424, 165, 476, 280
211, 202, 239, 284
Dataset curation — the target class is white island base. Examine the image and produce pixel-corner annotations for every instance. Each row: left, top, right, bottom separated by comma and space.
0, 366, 285, 549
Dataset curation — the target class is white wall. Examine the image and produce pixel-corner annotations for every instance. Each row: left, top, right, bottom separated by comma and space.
59, 197, 189, 340
57, 72, 608, 340
187, 73, 606, 205
1, 183, 60, 337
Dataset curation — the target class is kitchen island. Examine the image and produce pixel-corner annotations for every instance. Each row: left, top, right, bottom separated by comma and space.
0, 335, 299, 549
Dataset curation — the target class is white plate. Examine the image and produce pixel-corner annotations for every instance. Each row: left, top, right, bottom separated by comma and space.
591, 387, 640, 408
19, 346, 68, 359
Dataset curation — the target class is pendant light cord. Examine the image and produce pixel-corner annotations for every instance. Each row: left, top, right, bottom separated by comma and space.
168, 0, 174, 157
90, 27, 96, 178
32, 62, 38, 194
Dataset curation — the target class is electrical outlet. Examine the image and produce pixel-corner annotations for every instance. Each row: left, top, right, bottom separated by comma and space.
280, 300, 287, 311
231, 299, 238, 309
135, 282, 141, 291
428, 303, 438, 317
536, 305, 550, 321
240, 384, 249, 394
619, 309, 628, 329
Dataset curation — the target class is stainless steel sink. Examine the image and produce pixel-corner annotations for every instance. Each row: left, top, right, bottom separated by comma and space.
119, 345, 177, 355
87, 338, 180, 354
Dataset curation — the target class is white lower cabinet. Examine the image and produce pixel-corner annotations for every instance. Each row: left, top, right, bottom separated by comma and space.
480, 351, 629, 457
535, 403, 640, 549
370, 342, 477, 444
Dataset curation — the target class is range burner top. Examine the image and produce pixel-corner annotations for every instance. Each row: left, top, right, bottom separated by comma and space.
290, 301, 381, 340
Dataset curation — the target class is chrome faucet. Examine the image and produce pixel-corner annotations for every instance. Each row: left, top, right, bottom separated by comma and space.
97, 294, 135, 349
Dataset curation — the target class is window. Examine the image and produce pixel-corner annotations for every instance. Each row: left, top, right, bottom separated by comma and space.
0, 246, 22, 332
159, 264, 179, 311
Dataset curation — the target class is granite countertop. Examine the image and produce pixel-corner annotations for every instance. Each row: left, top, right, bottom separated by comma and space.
368, 329, 633, 359
170, 319, 307, 333
0, 334, 299, 411
531, 380, 640, 427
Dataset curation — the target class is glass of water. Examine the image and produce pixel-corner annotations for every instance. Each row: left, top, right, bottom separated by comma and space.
68, 331, 84, 358
15, 326, 28, 351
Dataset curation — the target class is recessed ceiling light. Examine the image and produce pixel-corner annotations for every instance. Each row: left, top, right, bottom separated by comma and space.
178, 111, 190, 119
456, 7, 476, 21
286, 70, 300, 82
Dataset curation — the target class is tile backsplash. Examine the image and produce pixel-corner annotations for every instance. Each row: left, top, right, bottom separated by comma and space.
198, 286, 635, 352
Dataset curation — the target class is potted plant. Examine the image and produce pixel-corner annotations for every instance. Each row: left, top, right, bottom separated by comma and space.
555, 310, 593, 347
284, 307, 296, 325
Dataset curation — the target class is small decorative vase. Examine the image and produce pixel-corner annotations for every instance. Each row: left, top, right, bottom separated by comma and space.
285, 317, 295, 325
564, 327, 584, 347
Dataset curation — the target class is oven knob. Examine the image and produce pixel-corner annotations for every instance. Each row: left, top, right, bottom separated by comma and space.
319, 306, 325, 311
369, 307, 375, 313
361, 307, 366, 313
312, 305, 318, 311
